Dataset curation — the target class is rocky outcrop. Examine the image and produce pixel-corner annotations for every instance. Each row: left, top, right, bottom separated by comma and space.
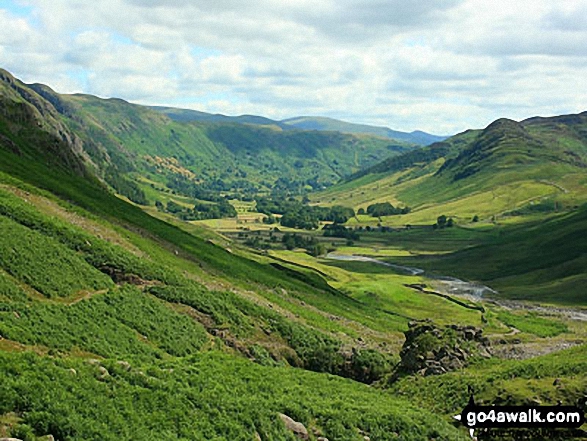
393, 321, 491, 378
278, 413, 309, 440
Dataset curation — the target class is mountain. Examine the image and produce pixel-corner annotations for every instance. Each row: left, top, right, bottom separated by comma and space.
313, 111, 587, 303
151, 106, 445, 146
281, 116, 447, 145
0, 71, 422, 205
323, 111, 587, 212
0, 67, 471, 440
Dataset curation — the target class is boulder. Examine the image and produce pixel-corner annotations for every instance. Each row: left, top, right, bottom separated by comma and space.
97, 366, 109, 380
278, 413, 309, 440
116, 360, 131, 371
391, 321, 492, 379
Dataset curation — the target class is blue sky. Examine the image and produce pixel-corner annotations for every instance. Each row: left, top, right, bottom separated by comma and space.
1, 0, 586, 134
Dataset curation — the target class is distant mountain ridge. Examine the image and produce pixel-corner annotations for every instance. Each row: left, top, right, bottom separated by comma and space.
281, 116, 447, 145
151, 107, 445, 146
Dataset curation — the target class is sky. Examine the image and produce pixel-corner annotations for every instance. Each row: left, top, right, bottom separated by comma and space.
0, 0, 586, 134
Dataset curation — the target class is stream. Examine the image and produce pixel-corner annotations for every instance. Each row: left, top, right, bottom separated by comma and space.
325, 252, 496, 298
325, 252, 587, 322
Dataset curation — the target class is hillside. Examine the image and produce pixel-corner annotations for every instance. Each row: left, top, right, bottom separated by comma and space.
316, 112, 587, 217
1, 69, 417, 207
311, 112, 587, 304
0, 68, 475, 440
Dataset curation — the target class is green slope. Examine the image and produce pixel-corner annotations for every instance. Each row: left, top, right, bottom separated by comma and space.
389, 207, 587, 304
0, 70, 472, 440
312, 113, 587, 304
322, 113, 587, 212
0, 69, 418, 203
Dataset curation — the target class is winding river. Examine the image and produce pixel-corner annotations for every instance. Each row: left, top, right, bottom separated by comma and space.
325, 253, 587, 321
326, 252, 497, 298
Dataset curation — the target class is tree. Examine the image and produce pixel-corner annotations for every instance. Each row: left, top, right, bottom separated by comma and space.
357, 208, 365, 215
472, 215, 479, 222
436, 215, 447, 228
308, 243, 326, 257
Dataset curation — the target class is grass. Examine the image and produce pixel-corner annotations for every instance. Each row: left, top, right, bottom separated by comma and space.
496, 311, 569, 338
0, 350, 469, 441
0, 216, 113, 298
389, 207, 587, 304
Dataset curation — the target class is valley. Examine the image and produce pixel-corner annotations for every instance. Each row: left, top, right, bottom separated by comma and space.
0, 68, 586, 440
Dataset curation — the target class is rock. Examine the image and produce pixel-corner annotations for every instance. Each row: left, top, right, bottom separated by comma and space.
0, 438, 25, 441
391, 321, 492, 379
278, 413, 309, 440
317, 437, 330, 441
97, 366, 109, 380
464, 329, 476, 340
254, 432, 262, 441
116, 360, 131, 371
424, 365, 447, 376
68, 368, 77, 375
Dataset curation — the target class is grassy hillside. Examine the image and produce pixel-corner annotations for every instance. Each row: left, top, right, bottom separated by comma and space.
0, 67, 586, 440
318, 113, 587, 215
0, 69, 418, 205
310, 112, 587, 305
0, 72, 475, 439
391, 207, 587, 304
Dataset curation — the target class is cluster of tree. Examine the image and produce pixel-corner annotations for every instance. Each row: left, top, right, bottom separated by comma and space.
262, 215, 277, 224
166, 175, 230, 203
359, 202, 410, 217
158, 199, 237, 221
322, 224, 360, 241
104, 168, 147, 205
257, 197, 355, 230
433, 214, 454, 229
281, 233, 326, 256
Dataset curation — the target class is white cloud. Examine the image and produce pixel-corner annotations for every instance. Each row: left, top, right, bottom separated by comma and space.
0, 0, 586, 134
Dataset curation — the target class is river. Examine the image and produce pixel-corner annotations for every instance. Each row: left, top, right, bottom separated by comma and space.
326, 252, 496, 298
325, 252, 587, 321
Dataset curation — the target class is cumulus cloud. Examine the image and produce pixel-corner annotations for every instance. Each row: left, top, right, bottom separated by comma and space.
0, 0, 585, 133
